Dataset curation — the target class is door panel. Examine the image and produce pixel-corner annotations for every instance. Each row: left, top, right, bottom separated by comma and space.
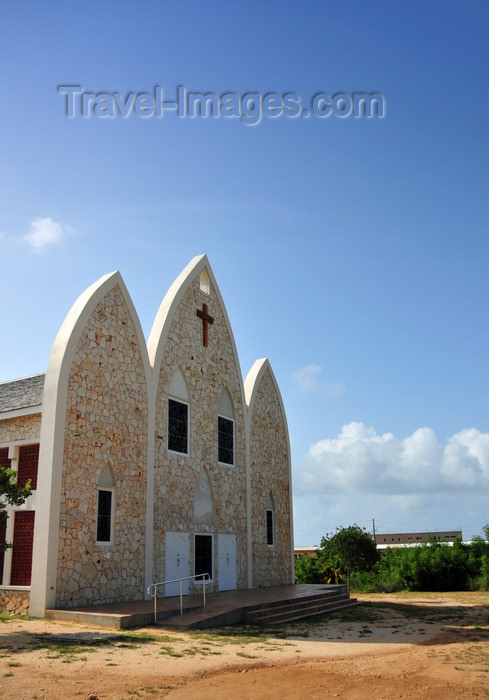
165, 532, 190, 596
218, 534, 237, 591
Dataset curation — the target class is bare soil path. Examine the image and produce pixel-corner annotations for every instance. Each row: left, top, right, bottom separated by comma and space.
1, 592, 488, 699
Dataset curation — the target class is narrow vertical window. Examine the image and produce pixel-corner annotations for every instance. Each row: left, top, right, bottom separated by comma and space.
200, 268, 210, 294
266, 509, 275, 546
168, 399, 189, 454
217, 388, 235, 466
218, 416, 234, 465
97, 465, 115, 545
96, 489, 113, 544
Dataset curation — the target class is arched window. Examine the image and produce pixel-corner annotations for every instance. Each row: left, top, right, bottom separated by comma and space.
217, 388, 234, 466
97, 465, 115, 545
199, 269, 210, 295
168, 368, 189, 455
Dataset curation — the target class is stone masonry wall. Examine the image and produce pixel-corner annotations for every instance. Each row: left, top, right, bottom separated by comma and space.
55, 286, 148, 607
0, 414, 41, 444
0, 589, 30, 615
250, 368, 292, 587
153, 275, 248, 592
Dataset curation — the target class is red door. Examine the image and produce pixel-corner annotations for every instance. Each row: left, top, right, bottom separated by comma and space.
10, 511, 35, 586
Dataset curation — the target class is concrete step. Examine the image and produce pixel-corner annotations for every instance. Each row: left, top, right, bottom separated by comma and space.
244, 589, 347, 614
160, 590, 357, 629
246, 597, 359, 624
246, 592, 350, 618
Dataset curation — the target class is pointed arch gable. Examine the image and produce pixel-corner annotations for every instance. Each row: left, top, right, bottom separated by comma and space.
147, 255, 245, 391
245, 358, 294, 585
148, 255, 247, 459
30, 272, 152, 617
244, 358, 288, 439
149, 256, 250, 587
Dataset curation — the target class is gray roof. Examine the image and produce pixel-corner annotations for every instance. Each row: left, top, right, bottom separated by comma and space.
0, 374, 45, 413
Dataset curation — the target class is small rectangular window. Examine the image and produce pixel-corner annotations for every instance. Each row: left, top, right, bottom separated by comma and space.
266, 509, 274, 546
218, 416, 234, 465
168, 399, 189, 454
97, 489, 113, 544
195, 534, 213, 581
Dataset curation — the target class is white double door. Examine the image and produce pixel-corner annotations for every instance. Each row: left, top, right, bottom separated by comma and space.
164, 531, 237, 596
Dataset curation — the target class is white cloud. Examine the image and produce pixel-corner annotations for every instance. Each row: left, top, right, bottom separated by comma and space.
292, 364, 346, 396
298, 422, 489, 496
23, 217, 70, 251
292, 364, 322, 392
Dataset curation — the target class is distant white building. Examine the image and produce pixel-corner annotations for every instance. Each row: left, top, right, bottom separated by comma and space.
375, 530, 462, 548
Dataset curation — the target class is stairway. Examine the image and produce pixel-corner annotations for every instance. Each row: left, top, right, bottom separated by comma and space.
160, 585, 358, 629
242, 589, 358, 624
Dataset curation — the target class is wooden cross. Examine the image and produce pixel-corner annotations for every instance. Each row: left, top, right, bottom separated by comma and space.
196, 303, 214, 347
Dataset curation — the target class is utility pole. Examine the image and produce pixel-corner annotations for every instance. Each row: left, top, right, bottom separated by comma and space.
372, 518, 376, 543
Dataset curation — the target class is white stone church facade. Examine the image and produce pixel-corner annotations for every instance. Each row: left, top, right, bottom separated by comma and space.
0, 255, 294, 616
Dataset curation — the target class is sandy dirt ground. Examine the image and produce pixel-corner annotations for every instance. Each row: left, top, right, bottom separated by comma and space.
1, 592, 488, 699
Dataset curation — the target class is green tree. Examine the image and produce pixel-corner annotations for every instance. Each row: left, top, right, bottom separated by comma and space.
319, 524, 379, 592
0, 466, 31, 551
294, 554, 325, 584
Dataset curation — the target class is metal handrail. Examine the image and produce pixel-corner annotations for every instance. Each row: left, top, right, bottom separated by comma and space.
147, 573, 211, 623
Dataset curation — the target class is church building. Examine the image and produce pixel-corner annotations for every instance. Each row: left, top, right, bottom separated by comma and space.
0, 255, 294, 616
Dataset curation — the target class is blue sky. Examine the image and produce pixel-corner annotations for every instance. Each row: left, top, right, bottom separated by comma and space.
1, 2, 488, 543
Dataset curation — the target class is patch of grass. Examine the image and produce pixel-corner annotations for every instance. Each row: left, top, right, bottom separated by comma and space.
201, 632, 266, 645
122, 631, 166, 643
0, 612, 33, 623
160, 646, 184, 657
236, 652, 258, 659
150, 633, 183, 643
46, 645, 98, 659
7, 662, 22, 667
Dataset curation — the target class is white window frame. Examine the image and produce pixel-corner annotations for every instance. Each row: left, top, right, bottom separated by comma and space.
96, 487, 115, 546
217, 414, 235, 466
168, 398, 190, 456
